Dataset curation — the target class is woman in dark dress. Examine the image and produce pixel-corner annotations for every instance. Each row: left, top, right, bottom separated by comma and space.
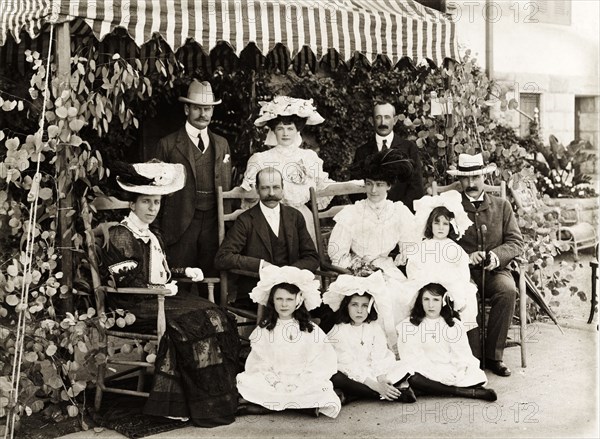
102, 161, 240, 427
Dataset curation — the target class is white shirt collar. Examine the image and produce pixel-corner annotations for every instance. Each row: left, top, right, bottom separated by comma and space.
465, 192, 485, 203
375, 132, 394, 150
259, 201, 281, 218
126, 211, 150, 233
185, 122, 209, 145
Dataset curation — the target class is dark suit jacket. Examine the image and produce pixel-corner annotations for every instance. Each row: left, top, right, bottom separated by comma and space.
458, 192, 524, 268
352, 134, 424, 212
155, 127, 232, 245
214, 203, 319, 274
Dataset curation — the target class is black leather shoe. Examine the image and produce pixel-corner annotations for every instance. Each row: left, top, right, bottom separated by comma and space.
397, 386, 417, 403
486, 359, 511, 377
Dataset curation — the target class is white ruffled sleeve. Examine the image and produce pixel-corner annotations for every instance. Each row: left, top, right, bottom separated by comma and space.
299, 325, 338, 382
394, 202, 418, 256
243, 326, 274, 375
241, 152, 263, 191
328, 325, 373, 383
328, 207, 355, 268
369, 324, 398, 378
306, 150, 334, 210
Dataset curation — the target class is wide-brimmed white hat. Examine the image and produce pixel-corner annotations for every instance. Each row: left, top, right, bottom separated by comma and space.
178, 80, 222, 105
249, 265, 322, 311
406, 270, 476, 313
413, 190, 473, 239
116, 162, 185, 195
323, 271, 388, 313
447, 153, 497, 176
254, 96, 324, 127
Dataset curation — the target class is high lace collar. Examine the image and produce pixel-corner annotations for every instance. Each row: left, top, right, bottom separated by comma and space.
122, 212, 151, 241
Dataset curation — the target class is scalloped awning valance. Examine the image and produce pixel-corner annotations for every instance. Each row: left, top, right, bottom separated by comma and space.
0, 0, 458, 65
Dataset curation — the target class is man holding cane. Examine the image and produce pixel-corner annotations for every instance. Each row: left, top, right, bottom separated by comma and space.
450, 153, 524, 377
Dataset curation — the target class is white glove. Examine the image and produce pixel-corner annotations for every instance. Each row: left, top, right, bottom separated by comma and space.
185, 267, 204, 282
164, 281, 178, 296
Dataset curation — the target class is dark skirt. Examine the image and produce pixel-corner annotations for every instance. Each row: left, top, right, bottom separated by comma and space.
108, 293, 241, 427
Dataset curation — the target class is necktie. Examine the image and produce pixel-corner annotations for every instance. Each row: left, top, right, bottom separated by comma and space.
382, 140, 388, 151
472, 200, 483, 210
198, 134, 206, 153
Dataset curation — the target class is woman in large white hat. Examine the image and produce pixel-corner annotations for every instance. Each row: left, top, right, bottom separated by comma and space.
102, 160, 240, 426
240, 96, 333, 243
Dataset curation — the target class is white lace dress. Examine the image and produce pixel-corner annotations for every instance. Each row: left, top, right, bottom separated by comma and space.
327, 322, 411, 385
236, 319, 341, 418
241, 143, 333, 244
406, 238, 478, 329
327, 199, 416, 349
396, 317, 487, 387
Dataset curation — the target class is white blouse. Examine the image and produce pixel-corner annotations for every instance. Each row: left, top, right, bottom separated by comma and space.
241, 144, 332, 209
328, 322, 410, 384
328, 199, 415, 268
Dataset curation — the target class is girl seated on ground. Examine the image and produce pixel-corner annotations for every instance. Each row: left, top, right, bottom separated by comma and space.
323, 271, 416, 404
236, 265, 342, 418
396, 279, 497, 401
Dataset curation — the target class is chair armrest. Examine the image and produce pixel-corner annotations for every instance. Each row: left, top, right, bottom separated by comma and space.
103, 286, 172, 295
319, 262, 351, 275
230, 269, 260, 278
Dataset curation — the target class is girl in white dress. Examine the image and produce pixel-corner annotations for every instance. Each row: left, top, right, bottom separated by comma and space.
396, 279, 497, 401
236, 265, 341, 418
406, 190, 478, 330
323, 271, 416, 404
241, 96, 333, 243
327, 149, 416, 349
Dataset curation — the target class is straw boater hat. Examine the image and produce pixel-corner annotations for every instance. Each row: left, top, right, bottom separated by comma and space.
413, 190, 473, 239
178, 79, 222, 106
116, 161, 186, 195
253, 96, 325, 127
447, 153, 497, 177
323, 271, 388, 314
250, 265, 322, 311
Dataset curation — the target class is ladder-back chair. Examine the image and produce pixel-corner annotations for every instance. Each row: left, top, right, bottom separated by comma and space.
431, 181, 527, 368
216, 186, 264, 340
82, 195, 219, 410
309, 182, 367, 289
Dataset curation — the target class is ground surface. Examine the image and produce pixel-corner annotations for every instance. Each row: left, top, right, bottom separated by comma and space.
12, 252, 600, 439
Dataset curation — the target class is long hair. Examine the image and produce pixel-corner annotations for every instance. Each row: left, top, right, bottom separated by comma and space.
266, 115, 307, 132
409, 283, 459, 327
259, 282, 314, 332
424, 206, 459, 241
335, 293, 379, 324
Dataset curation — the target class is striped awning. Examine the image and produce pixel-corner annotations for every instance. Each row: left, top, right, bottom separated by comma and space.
0, 0, 458, 65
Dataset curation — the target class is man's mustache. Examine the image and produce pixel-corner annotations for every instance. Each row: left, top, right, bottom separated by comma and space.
377, 124, 389, 130
466, 186, 478, 192
263, 196, 281, 202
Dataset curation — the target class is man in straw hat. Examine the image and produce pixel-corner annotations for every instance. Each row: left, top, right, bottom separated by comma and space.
449, 153, 524, 377
155, 80, 232, 293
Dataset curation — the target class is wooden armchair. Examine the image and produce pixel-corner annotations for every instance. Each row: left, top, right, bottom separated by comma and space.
431, 181, 528, 367
82, 195, 218, 411
216, 186, 263, 340
510, 179, 597, 261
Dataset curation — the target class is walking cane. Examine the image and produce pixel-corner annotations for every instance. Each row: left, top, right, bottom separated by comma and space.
480, 224, 488, 369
